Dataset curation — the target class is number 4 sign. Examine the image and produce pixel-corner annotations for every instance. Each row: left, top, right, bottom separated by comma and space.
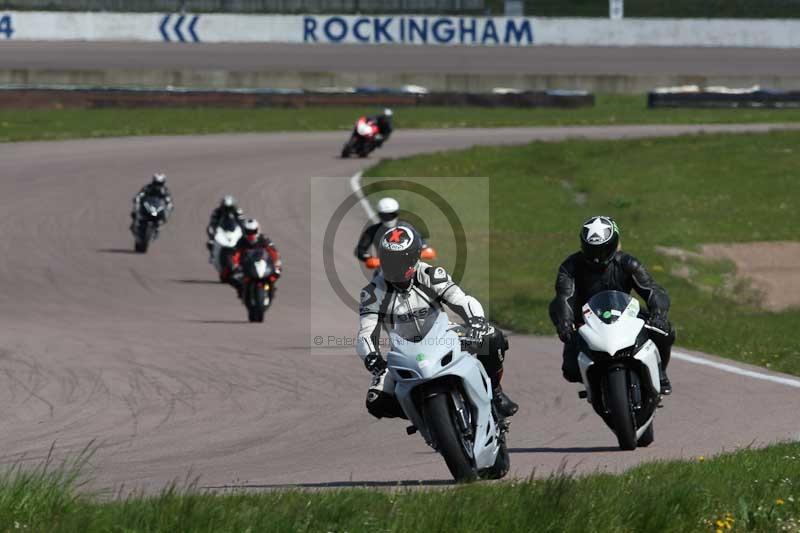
0, 15, 13, 39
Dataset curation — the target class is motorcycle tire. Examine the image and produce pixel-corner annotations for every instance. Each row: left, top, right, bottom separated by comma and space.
134, 239, 148, 253
637, 422, 655, 447
252, 285, 266, 323
423, 393, 477, 483
607, 368, 638, 450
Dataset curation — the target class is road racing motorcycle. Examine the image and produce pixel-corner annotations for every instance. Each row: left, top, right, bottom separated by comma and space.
387, 311, 510, 482
210, 214, 243, 282
576, 290, 664, 450
238, 248, 275, 323
341, 117, 382, 158
132, 195, 167, 253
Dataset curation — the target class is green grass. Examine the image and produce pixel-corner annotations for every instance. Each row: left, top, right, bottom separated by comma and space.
4, 96, 800, 142
364, 131, 800, 376
1, 442, 798, 532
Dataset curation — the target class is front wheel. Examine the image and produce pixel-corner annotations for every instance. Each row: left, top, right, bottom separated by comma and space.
246, 284, 266, 323
134, 239, 148, 253
423, 393, 477, 483
482, 442, 510, 480
607, 368, 637, 451
637, 422, 655, 447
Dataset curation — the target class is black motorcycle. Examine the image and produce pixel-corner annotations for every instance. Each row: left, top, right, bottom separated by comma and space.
240, 248, 275, 323
132, 195, 167, 253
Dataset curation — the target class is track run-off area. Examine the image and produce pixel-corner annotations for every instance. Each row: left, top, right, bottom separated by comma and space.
1, 123, 799, 492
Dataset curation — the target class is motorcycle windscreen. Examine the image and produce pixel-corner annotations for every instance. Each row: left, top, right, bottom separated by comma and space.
586, 290, 639, 324
220, 214, 239, 231
142, 196, 165, 214
243, 249, 273, 279
389, 305, 443, 344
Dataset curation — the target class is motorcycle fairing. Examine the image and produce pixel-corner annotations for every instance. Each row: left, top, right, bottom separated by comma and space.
580, 296, 644, 357
388, 312, 500, 470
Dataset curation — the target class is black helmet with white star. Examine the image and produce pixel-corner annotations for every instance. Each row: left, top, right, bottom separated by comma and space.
580, 216, 620, 267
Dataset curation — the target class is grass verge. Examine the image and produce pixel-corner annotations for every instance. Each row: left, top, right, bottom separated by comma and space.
4, 95, 800, 142
364, 131, 800, 376
2, 442, 798, 532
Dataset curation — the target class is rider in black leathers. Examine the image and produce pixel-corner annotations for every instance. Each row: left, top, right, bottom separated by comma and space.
368, 108, 393, 147
549, 216, 674, 395
206, 195, 245, 252
130, 173, 173, 231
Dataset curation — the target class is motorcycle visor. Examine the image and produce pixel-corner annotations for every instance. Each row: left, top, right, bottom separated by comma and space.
381, 257, 417, 284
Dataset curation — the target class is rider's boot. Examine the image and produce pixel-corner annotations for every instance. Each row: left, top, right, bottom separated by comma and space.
660, 368, 672, 396
492, 384, 519, 418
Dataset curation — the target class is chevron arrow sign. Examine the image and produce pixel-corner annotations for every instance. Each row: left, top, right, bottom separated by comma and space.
159, 14, 201, 43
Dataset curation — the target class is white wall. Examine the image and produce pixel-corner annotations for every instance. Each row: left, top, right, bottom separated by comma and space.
2, 11, 800, 48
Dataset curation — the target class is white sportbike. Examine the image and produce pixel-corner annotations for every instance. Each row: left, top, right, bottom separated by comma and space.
387, 311, 510, 482
577, 290, 665, 450
210, 217, 242, 282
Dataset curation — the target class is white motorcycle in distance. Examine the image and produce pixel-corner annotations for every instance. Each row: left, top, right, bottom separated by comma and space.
577, 290, 664, 450
387, 311, 510, 482
210, 216, 243, 283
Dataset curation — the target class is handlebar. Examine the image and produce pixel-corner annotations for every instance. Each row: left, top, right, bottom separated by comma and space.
644, 324, 669, 336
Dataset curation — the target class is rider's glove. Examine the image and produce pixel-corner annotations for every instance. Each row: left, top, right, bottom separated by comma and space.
465, 316, 490, 341
364, 352, 387, 376
556, 320, 575, 344
646, 314, 670, 335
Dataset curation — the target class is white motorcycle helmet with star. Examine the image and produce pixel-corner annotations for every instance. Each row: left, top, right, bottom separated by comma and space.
580, 216, 620, 266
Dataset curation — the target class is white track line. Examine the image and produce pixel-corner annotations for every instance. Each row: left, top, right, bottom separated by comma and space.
350, 171, 800, 390
349, 170, 377, 222
673, 351, 800, 389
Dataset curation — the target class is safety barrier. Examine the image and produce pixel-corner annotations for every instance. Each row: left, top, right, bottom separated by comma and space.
0, 85, 594, 109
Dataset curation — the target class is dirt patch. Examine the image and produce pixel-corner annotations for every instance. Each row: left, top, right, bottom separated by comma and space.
701, 242, 800, 312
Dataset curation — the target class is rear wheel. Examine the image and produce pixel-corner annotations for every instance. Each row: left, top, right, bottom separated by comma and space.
607, 368, 637, 450
637, 422, 655, 447
423, 393, 477, 483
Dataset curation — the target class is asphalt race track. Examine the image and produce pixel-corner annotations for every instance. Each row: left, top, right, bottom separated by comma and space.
1, 123, 799, 492
3, 42, 800, 77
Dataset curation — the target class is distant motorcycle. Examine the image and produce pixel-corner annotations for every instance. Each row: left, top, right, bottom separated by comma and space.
238, 248, 275, 323
341, 117, 381, 158
387, 311, 510, 482
132, 195, 166, 253
210, 215, 243, 282
576, 290, 664, 450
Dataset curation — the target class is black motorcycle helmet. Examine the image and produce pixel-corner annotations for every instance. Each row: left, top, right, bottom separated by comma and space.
378, 225, 421, 286
580, 216, 620, 267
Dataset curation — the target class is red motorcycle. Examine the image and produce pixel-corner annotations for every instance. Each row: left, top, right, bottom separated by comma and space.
341, 117, 381, 158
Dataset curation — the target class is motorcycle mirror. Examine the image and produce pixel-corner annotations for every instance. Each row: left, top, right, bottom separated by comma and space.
420, 247, 437, 261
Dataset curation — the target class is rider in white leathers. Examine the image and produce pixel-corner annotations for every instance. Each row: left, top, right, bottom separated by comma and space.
356, 225, 518, 419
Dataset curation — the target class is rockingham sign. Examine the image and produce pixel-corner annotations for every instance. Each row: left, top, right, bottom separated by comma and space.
301, 16, 534, 45
2, 11, 800, 48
